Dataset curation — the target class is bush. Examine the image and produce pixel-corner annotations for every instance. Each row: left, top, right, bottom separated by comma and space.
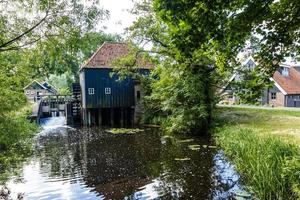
0, 104, 38, 180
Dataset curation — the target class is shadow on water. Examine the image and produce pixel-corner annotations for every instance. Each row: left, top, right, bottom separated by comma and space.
2, 117, 251, 200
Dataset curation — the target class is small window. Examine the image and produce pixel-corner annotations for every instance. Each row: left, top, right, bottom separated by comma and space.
282, 67, 289, 76
228, 93, 233, 99
271, 92, 276, 100
105, 87, 111, 95
88, 88, 94, 95
31, 91, 35, 95
26, 90, 30, 94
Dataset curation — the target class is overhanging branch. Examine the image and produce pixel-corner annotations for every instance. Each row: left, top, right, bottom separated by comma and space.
0, 11, 49, 51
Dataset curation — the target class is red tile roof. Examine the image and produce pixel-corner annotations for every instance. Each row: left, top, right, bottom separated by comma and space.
273, 67, 300, 94
81, 42, 153, 70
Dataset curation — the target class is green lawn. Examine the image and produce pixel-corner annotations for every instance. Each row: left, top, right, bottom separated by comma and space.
216, 106, 300, 144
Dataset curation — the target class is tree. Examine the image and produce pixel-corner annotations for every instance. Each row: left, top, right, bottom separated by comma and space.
0, 0, 109, 112
0, 0, 110, 153
29, 31, 122, 80
127, 0, 300, 133
0, 0, 107, 52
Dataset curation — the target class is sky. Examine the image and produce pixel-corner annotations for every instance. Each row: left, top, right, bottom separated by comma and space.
99, 0, 136, 34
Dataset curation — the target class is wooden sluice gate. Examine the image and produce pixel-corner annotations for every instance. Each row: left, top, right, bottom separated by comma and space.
30, 92, 81, 125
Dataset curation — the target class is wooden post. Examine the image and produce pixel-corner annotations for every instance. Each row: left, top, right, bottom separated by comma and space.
120, 108, 124, 127
110, 108, 114, 127
82, 108, 87, 125
98, 108, 102, 126
131, 108, 134, 127
88, 109, 91, 126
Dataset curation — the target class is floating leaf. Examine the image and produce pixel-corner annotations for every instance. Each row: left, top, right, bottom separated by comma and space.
208, 145, 217, 149
188, 145, 201, 151
232, 189, 251, 198
107, 128, 144, 134
162, 135, 174, 139
175, 157, 191, 161
178, 139, 194, 143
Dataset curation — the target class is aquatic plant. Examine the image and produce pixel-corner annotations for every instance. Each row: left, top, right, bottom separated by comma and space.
107, 128, 144, 134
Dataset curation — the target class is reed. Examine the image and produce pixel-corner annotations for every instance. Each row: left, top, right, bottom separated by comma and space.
214, 107, 300, 199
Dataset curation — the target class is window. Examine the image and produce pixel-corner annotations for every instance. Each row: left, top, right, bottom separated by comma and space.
271, 92, 276, 100
282, 67, 289, 76
88, 88, 94, 95
31, 91, 35, 94
26, 90, 30, 94
228, 94, 233, 99
105, 87, 111, 95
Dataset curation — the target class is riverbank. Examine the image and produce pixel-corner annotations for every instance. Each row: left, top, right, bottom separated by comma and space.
0, 104, 38, 182
214, 106, 300, 199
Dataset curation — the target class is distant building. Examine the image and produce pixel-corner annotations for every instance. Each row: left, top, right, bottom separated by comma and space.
267, 66, 300, 107
24, 80, 57, 102
221, 57, 300, 107
79, 42, 153, 126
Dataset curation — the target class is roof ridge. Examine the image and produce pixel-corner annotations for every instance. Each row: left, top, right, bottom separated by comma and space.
23, 80, 48, 90
82, 42, 107, 68
81, 42, 128, 69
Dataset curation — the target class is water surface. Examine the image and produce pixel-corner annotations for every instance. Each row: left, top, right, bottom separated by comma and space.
3, 117, 250, 199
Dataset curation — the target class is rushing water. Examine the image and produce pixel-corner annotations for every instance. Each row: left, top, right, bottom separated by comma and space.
2, 117, 251, 200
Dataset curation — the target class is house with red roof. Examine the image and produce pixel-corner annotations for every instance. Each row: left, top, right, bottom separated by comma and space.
268, 65, 300, 107
79, 42, 153, 126
221, 57, 300, 107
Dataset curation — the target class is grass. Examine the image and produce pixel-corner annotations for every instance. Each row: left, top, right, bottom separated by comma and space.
216, 106, 300, 144
214, 106, 300, 199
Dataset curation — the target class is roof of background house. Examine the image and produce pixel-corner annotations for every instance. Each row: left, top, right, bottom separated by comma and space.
42, 82, 57, 93
272, 67, 300, 94
23, 80, 57, 94
81, 42, 154, 70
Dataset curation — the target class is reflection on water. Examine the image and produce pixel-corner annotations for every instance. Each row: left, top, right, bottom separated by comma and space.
3, 118, 251, 199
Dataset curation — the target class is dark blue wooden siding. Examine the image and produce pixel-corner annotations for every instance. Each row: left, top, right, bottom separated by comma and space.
83, 68, 149, 108
285, 94, 300, 107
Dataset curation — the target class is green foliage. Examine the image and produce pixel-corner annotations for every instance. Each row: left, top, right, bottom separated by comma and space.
146, 64, 214, 133
0, 0, 107, 52
29, 31, 122, 78
46, 72, 74, 95
0, 0, 114, 178
0, 111, 37, 153
0, 105, 38, 182
127, 1, 223, 133
0, 51, 31, 115
232, 67, 273, 104
128, 0, 300, 133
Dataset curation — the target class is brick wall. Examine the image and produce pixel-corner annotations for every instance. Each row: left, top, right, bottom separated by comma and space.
269, 92, 285, 107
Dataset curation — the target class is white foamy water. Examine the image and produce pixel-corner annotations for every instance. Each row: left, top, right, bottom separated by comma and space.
40, 117, 67, 129
38, 117, 75, 137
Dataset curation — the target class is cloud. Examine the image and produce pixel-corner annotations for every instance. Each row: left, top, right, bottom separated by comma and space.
99, 0, 136, 34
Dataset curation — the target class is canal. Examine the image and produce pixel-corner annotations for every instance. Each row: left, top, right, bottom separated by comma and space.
2, 117, 250, 199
